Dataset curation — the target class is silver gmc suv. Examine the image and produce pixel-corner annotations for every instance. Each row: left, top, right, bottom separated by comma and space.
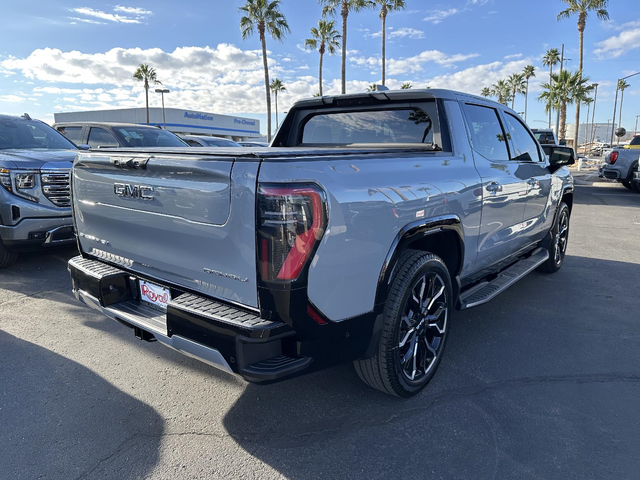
68, 89, 575, 397
0, 114, 77, 268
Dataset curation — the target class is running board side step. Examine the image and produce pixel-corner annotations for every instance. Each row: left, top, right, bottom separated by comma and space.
458, 248, 549, 310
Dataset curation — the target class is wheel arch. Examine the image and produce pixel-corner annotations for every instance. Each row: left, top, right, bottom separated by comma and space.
375, 214, 464, 307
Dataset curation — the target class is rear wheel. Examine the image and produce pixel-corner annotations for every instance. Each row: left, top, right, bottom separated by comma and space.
0, 238, 18, 269
539, 202, 570, 273
354, 251, 452, 397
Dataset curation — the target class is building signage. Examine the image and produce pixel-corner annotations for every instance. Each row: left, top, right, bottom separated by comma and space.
234, 118, 256, 126
184, 111, 214, 121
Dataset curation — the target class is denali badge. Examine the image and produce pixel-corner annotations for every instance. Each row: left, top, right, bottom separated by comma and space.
114, 183, 154, 200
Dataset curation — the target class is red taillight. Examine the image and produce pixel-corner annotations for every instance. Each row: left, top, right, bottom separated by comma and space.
609, 151, 619, 164
257, 184, 327, 281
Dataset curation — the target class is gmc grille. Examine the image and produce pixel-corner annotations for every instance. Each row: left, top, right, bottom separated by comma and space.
40, 171, 71, 207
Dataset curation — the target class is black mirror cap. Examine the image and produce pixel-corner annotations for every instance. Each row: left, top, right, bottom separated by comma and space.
546, 146, 575, 166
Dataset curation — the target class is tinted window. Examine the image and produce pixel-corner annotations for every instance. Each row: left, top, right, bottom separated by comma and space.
204, 137, 240, 147
630, 136, 640, 146
88, 128, 119, 148
115, 127, 186, 147
463, 104, 509, 161
0, 118, 76, 150
533, 131, 556, 145
184, 139, 202, 147
301, 109, 435, 145
57, 126, 82, 144
504, 113, 541, 161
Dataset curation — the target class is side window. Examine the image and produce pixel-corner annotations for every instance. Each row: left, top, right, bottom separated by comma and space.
57, 126, 82, 144
463, 104, 510, 161
184, 139, 202, 147
87, 128, 118, 148
503, 113, 541, 162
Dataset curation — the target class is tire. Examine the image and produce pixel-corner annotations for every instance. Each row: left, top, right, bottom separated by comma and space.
539, 202, 570, 273
621, 180, 632, 190
354, 250, 453, 397
0, 238, 18, 269
632, 181, 640, 194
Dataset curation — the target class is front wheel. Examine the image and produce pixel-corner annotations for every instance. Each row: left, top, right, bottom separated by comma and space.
354, 251, 453, 397
0, 238, 18, 269
539, 202, 570, 273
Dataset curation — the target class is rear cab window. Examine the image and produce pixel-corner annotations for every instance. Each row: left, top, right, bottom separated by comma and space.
290, 100, 450, 152
57, 126, 83, 144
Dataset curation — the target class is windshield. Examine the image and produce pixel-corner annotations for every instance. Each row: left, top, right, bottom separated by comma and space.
0, 118, 76, 150
533, 131, 556, 144
204, 137, 240, 147
114, 127, 187, 147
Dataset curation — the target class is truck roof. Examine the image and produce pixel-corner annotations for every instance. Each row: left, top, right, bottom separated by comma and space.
290, 88, 508, 110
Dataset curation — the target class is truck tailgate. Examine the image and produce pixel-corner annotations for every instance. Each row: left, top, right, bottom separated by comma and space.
72, 151, 260, 309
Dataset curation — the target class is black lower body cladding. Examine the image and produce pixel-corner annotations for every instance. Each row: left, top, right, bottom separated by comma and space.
68, 255, 378, 383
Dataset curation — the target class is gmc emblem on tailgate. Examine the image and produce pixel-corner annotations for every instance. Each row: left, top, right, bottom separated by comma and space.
114, 183, 154, 201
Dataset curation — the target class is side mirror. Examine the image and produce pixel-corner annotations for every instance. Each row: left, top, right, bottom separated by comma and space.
77, 144, 91, 150
546, 146, 575, 166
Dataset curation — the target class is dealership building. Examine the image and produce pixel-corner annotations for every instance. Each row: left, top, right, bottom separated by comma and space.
53, 107, 262, 142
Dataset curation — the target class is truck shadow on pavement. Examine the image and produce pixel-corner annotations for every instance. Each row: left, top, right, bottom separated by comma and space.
0, 331, 164, 479
221, 254, 640, 479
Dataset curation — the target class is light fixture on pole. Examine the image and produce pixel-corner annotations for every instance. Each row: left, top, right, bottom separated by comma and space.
610, 71, 640, 145
155, 88, 170, 129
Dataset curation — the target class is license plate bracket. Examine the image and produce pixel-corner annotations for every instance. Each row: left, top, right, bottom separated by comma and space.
139, 279, 171, 311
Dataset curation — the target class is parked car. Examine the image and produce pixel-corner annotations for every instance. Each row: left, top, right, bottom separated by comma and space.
67, 89, 575, 397
0, 114, 78, 268
238, 141, 269, 147
54, 122, 188, 148
601, 142, 640, 192
591, 142, 610, 156
178, 135, 241, 148
531, 128, 558, 145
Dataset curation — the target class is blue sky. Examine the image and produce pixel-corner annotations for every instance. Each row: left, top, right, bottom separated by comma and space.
0, 0, 638, 137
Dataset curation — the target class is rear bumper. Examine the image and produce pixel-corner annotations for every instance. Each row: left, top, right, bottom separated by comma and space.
68, 255, 313, 382
601, 166, 621, 180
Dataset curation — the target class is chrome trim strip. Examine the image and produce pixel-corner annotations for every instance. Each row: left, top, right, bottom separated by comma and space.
75, 289, 235, 375
43, 224, 74, 244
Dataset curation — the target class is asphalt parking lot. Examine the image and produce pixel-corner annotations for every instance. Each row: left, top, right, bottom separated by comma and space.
1, 176, 639, 480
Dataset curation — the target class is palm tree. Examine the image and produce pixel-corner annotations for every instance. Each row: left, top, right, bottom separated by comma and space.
480, 87, 491, 98
538, 70, 592, 142
270, 78, 286, 136
305, 19, 341, 96
239, 0, 290, 142
491, 79, 511, 106
558, 0, 609, 146
366, 83, 377, 92
507, 73, 526, 110
617, 79, 630, 134
132, 64, 161, 125
374, 0, 406, 85
523, 65, 536, 122
401, 82, 412, 89
542, 48, 560, 128
321, 0, 374, 94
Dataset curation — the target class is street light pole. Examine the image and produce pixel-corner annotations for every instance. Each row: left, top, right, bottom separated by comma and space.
590, 83, 598, 145
635, 114, 639, 136
610, 71, 640, 145
155, 88, 170, 129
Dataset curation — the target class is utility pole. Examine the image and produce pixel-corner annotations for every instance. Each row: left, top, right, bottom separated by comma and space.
554, 44, 564, 141
590, 84, 599, 145
155, 88, 170, 129
635, 114, 639, 135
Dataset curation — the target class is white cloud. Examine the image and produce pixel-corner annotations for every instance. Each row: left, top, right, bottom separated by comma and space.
350, 49, 480, 75
423, 9, 459, 24
503, 53, 523, 60
423, 59, 531, 93
68, 5, 152, 24
0, 95, 24, 102
367, 27, 425, 39
68, 17, 105, 25
594, 25, 640, 58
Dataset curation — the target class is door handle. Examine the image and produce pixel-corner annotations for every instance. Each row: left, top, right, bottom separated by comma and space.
486, 182, 502, 193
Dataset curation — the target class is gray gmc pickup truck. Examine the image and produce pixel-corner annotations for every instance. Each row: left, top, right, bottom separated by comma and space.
68, 89, 575, 397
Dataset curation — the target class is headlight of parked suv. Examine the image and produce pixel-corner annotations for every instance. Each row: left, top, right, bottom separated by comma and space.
0, 169, 39, 203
